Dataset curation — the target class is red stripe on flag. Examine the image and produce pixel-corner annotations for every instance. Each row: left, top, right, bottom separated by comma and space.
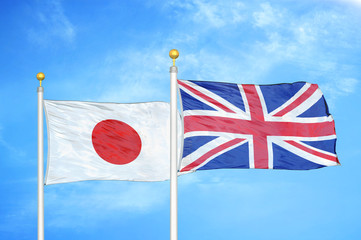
243, 85, 268, 168
243, 85, 265, 121
184, 116, 336, 138
285, 140, 339, 163
273, 84, 319, 117
178, 80, 236, 113
253, 135, 269, 168
180, 138, 246, 172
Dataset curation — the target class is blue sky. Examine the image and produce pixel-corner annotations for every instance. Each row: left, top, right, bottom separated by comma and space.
1, 0, 361, 239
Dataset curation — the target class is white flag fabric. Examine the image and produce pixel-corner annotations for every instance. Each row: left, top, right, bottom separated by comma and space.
44, 100, 178, 185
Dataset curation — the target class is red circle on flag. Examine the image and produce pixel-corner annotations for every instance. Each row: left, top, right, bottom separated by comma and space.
91, 119, 142, 165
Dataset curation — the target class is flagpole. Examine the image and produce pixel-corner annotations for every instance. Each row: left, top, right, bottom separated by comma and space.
169, 49, 179, 240
37, 72, 45, 240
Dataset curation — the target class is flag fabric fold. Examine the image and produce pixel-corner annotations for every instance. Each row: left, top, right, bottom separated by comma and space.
177, 80, 339, 173
44, 100, 177, 184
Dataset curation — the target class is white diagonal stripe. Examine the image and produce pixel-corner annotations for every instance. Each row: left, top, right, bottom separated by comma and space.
180, 137, 229, 169
256, 85, 269, 117
180, 80, 247, 114
291, 140, 337, 157
272, 138, 338, 166
283, 88, 323, 118
193, 138, 248, 171
181, 137, 248, 171
238, 84, 251, 117
270, 83, 311, 116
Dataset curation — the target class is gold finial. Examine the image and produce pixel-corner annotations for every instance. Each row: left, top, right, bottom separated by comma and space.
169, 49, 179, 66
36, 72, 45, 87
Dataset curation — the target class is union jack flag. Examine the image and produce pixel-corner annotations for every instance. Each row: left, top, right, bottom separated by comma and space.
178, 80, 339, 173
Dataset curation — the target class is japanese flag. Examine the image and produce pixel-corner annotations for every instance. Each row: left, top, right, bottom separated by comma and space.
44, 100, 180, 185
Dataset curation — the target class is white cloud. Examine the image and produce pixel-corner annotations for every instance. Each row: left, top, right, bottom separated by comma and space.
178, 170, 302, 224
42, 1, 360, 110
320, 78, 359, 107
94, 47, 171, 103
192, 0, 245, 27
165, 0, 246, 28
333, 0, 361, 7
1, 181, 169, 232
253, 2, 283, 28
27, 0, 75, 45
0, 126, 26, 158
243, 2, 361, 88
339, 78, 358, 93
45, 181, 168, 228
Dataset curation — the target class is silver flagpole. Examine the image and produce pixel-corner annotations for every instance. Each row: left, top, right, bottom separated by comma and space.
169, 49, 179, 240
37, 72, 45, 240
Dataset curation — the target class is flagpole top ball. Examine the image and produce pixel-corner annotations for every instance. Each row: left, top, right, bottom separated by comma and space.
36, 72, 45, 87
37, 72, 45, 81
169, 49, 179, 66
169, 49, 179, 59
